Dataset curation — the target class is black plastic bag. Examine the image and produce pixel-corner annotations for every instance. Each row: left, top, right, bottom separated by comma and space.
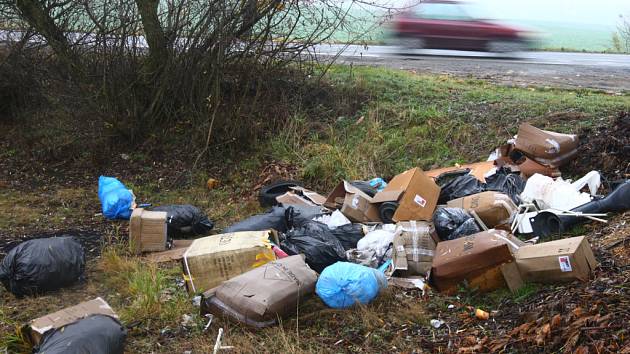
0, 237, 85, 297
224, 205, 323, 234
438, 175, 484, 204
484, 168, 525, 204
151, 205, 214, 237
350, 180, 378, 197
35, 315, 126, 354
330, 223, 364, 251
432, 207, 481, 241
279, 221, 346, 273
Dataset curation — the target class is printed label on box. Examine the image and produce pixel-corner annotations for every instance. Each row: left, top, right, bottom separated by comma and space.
351, 195, 360, 209
414, 194, 427, 208
558, 256, 572, 272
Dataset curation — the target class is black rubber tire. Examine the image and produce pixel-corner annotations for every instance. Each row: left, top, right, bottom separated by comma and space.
258, 180, 304, 207
379, 201, 399, 224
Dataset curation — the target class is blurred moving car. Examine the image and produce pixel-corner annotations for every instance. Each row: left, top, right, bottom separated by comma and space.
392, 0, 532, 52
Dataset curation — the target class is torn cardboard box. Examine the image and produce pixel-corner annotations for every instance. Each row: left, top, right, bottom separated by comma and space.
182, 231, 277, 294
276, 186, 326, 207
324, 181, 381, 223
516, 236, 597, 283
129, 208, 167, 254
392, 221, 439, 276
201, 255, 317, 328
429, 229, 525, 294
371, 167, 441, 222
425, 161, 496, 183
145, 239, 193, 263
514, 123, 578, 168
446, 191, 517, 228
22, 297, 118, 346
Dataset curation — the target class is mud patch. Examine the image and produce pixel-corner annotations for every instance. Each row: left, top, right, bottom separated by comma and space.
568, 111, 630, 181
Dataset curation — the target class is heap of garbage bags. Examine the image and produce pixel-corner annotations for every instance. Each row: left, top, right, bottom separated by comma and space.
2, 123, 629, 353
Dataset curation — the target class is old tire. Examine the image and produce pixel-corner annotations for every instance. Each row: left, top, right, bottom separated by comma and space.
259, 180, 303, 207
379, 201, 399, 224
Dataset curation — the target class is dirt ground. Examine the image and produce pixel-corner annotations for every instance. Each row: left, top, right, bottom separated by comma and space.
1, 120, 629, 353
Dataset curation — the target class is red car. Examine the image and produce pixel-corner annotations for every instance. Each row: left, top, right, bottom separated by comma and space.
392, 0, 532, 52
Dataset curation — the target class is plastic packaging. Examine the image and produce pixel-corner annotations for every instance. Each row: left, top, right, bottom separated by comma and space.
151, 204, 214, 237
520, 174, 593, 211
316, 262, 387, 309
35, 315, 126, 354
484, 168, 526, 204
357, 229, 397, 259
0, 237, 85, 297
346, 248, 378, 268
330, 223, 364, 251
432, 207, 481, 241
98, 176, 134, 220
279, 221, 347, 273
438, 175, 484, 204
313, 210, 351, 229
368, 178, 388, 192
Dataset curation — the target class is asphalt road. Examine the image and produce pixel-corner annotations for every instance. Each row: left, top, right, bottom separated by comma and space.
314, 44, 630, 92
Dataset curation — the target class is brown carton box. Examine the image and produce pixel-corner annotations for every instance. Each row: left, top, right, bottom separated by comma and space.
516, 236, 597, 283
446, 191, 517, 228
425, 161, 496, 183
514, 123, 578, 168
324, 181, 381, 223
392, 221, 439, 276
429, 229, 525, 294
23, 297, 118, 346
129, 208, 167, 254
201, 255, 318, 327
182, 231, 277, 294
371, 167, 441, 222
276, 186, 326, 207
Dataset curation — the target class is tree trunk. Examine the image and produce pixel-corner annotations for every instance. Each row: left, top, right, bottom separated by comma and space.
134, 0, 168, 73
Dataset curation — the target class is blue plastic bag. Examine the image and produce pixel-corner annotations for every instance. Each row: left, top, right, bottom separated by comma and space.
98, 176, 134, 220
368, 178, 387, 192
316, 262, 387, 309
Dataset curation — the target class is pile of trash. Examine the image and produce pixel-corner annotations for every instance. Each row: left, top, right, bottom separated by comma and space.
2, 122, 629, 352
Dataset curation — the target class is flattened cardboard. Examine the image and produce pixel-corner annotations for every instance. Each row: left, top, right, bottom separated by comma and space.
24, 297, 118, 346
392, 221, 438, 276
514, 123, 578, 168
371, 168, 440, 222
276, 186, 326, 207
425, 161, 496, 183
429, 229, 525, 294
325, 181, 380, 223
130, 208, 167, 254
515, 236, 598, 283
182, 231, 277, 294
145, 239, 193, 263
201, 255, 317, 326
446, 191, 517, 228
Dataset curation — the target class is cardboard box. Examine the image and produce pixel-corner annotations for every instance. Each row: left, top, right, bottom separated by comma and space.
200, 255, 318, 327
324, 181, 381, 223
429, 229, 525, 294
371, 168, 440, 222
446, 191, 517, 228
145, 239, 193, 263
516, 236, 598, 283
392, 221, 439, 276
129, 208, 167, 254
182, 231, 277, 294
425, 161, 496, 183
23, 297, 118, 346
514, 123, 578, 168
276, 186, 326, 207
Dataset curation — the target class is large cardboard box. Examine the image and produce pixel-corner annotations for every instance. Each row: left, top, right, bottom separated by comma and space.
201, 255, 318, 327
514, 123, 578, 168
23, 297, 118, 346
371, 168, 440, 222
129, 208, 167, 254
276, 186, 326, 207
392, 221, 439, 276
446, 191, 517, 228
182, 231, 277, 294
516, 236, 597, 283
425, 161, 496, 183
324, 181, 381, 223
429, 229, 525, 294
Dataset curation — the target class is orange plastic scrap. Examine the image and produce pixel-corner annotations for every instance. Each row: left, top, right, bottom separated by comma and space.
514, 123, 578, 168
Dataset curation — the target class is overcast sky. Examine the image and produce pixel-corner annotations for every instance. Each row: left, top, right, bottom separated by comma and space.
371, 0, 630, 27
